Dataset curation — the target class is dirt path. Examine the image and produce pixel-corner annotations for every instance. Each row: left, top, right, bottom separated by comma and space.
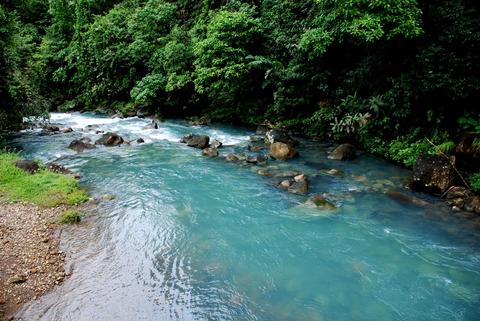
0, 202, 68, 320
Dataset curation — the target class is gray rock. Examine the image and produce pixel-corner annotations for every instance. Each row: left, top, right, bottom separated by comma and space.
68, 137, 96, 152
202, 147, 219, 157
181, 134, 210, 149
15, 160, 39, 174
246, 154, 268, 164
288, 179, 309, 195
226, 154, 239, 162
95, 132, 124, 146
211, 139, 223, 149
328, 144, 356, 160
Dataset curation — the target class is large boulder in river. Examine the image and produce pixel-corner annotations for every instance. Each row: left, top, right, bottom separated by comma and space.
68, 137, 96, 152
328, 144, 356, 160
265, 129, 299, 146
411, 153, 456, 194
95, 132, 124, 146
15, 160, 39, 174
181, 134, 210, 149
269, 142, 298, 160
202, 147, 219, 157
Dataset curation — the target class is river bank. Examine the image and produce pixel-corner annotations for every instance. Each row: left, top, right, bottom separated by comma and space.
0, 202, 67, 320
0, 151, 88, 320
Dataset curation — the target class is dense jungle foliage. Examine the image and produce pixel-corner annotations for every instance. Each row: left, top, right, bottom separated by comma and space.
0, 0, 479, 179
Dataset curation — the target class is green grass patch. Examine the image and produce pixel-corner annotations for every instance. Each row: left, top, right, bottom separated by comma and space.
0, 151, 88, 207
56, 209, 82, 224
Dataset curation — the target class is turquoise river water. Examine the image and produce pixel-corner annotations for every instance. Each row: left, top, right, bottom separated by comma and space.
11, 113, 480, 321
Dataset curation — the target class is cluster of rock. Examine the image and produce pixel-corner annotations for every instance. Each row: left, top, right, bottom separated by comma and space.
14, 160, 80, 179
178, 126, 346, 210
411, 153, 480, 215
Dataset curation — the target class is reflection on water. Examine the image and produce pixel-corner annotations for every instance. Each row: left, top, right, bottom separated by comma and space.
12, 113, 480, 321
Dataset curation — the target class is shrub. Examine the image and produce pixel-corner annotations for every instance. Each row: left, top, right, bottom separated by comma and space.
468, 173, 480, 194
56, 209, 82, 224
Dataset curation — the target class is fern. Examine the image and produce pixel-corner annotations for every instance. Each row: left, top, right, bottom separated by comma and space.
435, 141, 455, 154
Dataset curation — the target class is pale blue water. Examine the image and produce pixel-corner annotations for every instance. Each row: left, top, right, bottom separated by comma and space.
12, 113, 480, 321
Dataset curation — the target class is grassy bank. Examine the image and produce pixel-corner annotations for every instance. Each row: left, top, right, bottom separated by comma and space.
0, 151, 88, 207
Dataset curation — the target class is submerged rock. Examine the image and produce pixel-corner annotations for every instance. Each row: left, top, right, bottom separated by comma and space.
411, 153, 455, 194
68, 137, 96, 152
14, 160, 39, 174
95, 132, 124, 146
386, 190, 430, 207
325, 169, 345, 177
305, 195, 337, 211
61, 127, 73, 133
269, 142, 298, 160
202, 147, 219, 157
181, 134, 210, 149
225, 153, 239, 162
246, 154, 268, 165
328, 144, 356, 160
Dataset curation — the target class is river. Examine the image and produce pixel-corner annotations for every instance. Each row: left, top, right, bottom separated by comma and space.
11, 112, 480, 321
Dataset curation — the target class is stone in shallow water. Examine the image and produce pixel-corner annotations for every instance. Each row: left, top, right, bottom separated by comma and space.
305, 195, 337, 210
328, 144, 356, 160
95, 132, 124, 146
225, 153, 239, 162
68, 137, 96, 153
288, 181, 308, 194
269, 142, 298, 160
211, 139, 223, 149
181, 134, 210, 149
386, 190, 430, 207
202, 147, 219, 157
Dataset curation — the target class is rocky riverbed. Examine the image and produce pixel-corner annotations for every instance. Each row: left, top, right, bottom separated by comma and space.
0, 202, 68, 320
